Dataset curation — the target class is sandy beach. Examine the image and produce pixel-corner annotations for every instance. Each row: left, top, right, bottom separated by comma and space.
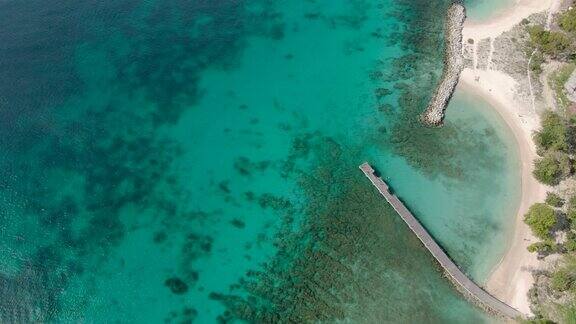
459, 0, 564, 315
463, 0, 554, 40
459, 71, 547, 315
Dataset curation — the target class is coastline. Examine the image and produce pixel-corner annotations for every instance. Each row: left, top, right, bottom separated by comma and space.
463, 0, 553, 40
458, 72, 547, 315
459, 0, 562, 315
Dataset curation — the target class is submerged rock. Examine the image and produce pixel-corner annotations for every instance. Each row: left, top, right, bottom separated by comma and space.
165, 277, 189, 295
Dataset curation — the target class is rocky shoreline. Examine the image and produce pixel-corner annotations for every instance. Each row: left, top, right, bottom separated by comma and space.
421, 2, 466, 126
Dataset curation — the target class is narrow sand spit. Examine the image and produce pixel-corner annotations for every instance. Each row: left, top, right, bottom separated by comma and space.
460, 0, 563, 315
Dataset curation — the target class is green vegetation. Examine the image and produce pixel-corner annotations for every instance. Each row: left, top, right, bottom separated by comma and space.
530, 52, 545, 75
569, 196, 576, 209
529, 257, 576, 322
546, 192, 565, 207
551, 270, 574, 292
561, 306, 576, 324
527, 11, 575, 80
566, 238, 576, 252
549, 64, 576, 112
560, 9, 576, 34
525, 203, 557, 240
521, 320, 555, 324
534, 112, 569, 153
533, 152, 571, 186
528, 241, 556, 254
551, 256, 576, 291
526, 10, 576, 323
532, 112, 574, 185
569, 208, 576, 222
528, 25, 573, 58
567, 196, 576, 224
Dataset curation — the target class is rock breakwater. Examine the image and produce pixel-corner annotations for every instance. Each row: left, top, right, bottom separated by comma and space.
421, 2, 466, 126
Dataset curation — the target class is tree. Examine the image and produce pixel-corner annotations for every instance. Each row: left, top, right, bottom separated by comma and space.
533, 155, 560, 185
534, 112, 568, 153
525, 203, 557, 239
533, 152, 572, 186
545, 192, 564, 207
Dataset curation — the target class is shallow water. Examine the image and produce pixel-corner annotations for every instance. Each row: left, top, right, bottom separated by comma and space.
0, 0, 519, 322
465, 0, 516, 22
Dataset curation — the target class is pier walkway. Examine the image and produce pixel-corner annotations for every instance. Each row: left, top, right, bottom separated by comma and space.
359, 162, 522, 319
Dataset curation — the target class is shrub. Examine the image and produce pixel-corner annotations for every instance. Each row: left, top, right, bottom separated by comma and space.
570, 196, 576, 209
525, 203, 557, 239
549, 64, 576, 112
533, 153, 571, 185
530, 52, 545, 75
521, 320, 555, 324
546, 192, 564, 207
527, 241, 556, 253
568, 211, 576, 233
563, 306, 576, 324
559, 153, 572, 175
566, 238, 576, 252
528, 25, 572, 58
534, 112, 568, 153
560, 8, 576, 34
570, 208, 576, 220
551, 270, 573, 292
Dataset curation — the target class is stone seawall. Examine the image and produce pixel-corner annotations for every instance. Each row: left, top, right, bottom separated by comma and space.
421, 3, 466, 126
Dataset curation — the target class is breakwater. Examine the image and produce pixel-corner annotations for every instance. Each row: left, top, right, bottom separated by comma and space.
359, 162, 523, 319
421, 3, 466, 126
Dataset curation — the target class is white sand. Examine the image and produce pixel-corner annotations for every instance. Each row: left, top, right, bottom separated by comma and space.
459, 70, 547, 315
463, 0, 554, 41
459, 0, 564, 315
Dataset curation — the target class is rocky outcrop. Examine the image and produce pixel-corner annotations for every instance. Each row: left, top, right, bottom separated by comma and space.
421, 3, 466, 126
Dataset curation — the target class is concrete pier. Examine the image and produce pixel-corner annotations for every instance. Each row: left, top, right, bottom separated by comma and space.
359, 162, 522, 319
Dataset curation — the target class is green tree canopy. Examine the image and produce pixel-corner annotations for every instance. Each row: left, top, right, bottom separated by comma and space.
524, 203, 557, 239
534, 112, 568, 153
533, 152, 572, 186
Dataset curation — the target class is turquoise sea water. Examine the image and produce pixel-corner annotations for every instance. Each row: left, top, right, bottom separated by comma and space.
465, 0, 515, 21
0, 0, 519, 323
